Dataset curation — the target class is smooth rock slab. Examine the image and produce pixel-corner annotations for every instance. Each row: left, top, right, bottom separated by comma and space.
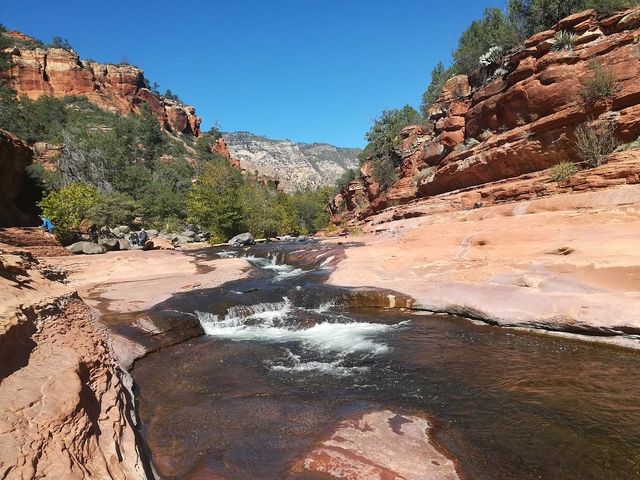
290, 409, 460, 480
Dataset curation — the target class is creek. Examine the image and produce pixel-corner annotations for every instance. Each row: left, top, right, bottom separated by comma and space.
119, 241, 640, 479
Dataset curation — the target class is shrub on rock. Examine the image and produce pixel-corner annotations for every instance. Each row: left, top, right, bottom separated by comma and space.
549, 162, 580, 182
574, 121, 619, 167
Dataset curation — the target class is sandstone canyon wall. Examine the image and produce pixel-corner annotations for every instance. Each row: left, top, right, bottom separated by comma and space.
331, 7, 640, 222
4, 38, 201, 136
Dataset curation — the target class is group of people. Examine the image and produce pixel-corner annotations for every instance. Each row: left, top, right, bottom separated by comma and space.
42, 217, 151, 247
88, 224, 148, 246
129, 229, 149, 247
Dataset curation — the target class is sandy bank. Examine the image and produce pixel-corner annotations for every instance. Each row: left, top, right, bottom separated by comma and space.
327, 185, 640, 347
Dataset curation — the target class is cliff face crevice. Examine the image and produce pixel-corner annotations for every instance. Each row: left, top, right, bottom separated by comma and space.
331, 7, 640, 223
5, 43, 201, 136
0, 129, 39, 227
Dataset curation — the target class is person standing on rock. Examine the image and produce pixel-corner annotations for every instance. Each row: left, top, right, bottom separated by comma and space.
89, 224, 99, 243
138, 228, 148, 246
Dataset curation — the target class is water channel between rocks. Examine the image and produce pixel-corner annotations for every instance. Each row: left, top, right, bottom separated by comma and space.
97, 241, 640, 480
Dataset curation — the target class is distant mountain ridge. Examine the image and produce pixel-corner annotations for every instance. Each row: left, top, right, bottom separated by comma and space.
223, 131, 361, 192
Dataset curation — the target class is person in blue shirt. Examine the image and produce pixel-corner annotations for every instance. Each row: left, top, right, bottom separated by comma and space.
40, 217, 54, 233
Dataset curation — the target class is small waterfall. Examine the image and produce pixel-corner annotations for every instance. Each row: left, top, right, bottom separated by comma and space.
197, 298, 292, 330
244, 254, 306, 280
196, 299, 406, 359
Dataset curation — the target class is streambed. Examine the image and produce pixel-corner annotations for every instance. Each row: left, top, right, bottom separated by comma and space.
128, 242, 640, 479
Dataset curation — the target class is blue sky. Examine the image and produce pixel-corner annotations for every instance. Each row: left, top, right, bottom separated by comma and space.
1, 0, 504, 147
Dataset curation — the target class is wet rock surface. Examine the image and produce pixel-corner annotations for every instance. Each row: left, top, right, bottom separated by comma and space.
290, 410, 460, 480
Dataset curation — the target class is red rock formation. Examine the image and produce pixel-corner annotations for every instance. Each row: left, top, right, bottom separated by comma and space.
5, 43, 201, 136
0, 294, 149, 479
211, 137, 234, 162
290, 410, 460, 479
332, 7, 640, 222
0, 129, 38, 227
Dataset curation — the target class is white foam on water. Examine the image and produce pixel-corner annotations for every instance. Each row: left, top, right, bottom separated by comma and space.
271, 360, 369, 376
196, 303, 403, 357
270, 349, 369, 377
311, 300, 336, 313
200, 298, 292, 328
217, 250, 238, 258
244, 255, 307, 280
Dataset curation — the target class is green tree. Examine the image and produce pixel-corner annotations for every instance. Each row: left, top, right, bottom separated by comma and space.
290, 186, 334, 233
163, 89, 180, 101
361, 105, 421, 189
239, 184, 297, 238
453, 8, 519, 76
194, 126, 223, 161
186, 160, 245, 241
38, 183, 98, 242
508, 0, 587, 38
420, 62, 454, 117
49, 36, 73, 50
585, 0, 640, 14
88, 191, 141, 227
335, 168, 359, 191
137, 103, 165, 164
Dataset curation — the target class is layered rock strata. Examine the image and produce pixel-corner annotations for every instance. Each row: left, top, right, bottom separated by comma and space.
332, 7, 640, 222
5, 42, 201, 136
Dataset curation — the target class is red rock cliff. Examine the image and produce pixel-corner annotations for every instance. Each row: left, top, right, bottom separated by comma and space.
5, 41, 201, 136
0, 129, 38, 227
332, 7, 640, 222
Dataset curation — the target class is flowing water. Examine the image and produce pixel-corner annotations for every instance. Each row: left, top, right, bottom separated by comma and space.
129, 241, 640, 479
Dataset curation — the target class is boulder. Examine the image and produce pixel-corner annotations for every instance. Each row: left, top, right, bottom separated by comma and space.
228, 232, 255, 246
146, 229, 158, 237
66, 241, 107, 255
181, 230, 195, 238
152, 236, 175, 250
98, 238, 120, 251
117, 238, 131, 250
142, 240, 154, 251
171, 235, 193, 246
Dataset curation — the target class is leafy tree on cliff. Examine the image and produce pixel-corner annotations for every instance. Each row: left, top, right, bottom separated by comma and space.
508, 0, 587, 38
420, 62, 454, 117
194, 126, 223, 161
585, 0, 640, 13
49, 36, 73, 50
0, 27, 12, 73
361, 105, 421, 189
136, 103, 166, 164
163, 89, 181, 102
453, 8, 519, 76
